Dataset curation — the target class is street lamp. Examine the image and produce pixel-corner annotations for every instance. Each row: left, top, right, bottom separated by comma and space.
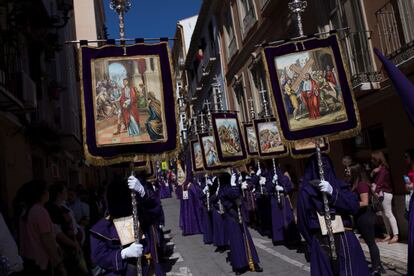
109, 0, 132, 40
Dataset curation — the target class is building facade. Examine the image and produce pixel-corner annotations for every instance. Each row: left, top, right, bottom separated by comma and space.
0, 0, 107, 216
181, 0, 414, 239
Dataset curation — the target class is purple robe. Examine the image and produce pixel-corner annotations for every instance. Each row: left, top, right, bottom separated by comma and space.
159, 178, 172, 199
180, 183, 203, 236
210, 183, 229, 247
297, 155, 370, 276
90, 187, 165, 276
265, 169, 301, 244
408, 195, 414, 275
219, 184, 260, 271
251, 172, 272, 237
199, 181, 214, 244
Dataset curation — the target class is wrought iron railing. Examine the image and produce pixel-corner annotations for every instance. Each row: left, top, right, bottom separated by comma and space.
375, 0, 414, 64
340, 30, 383, 88
0, 36, 23, 102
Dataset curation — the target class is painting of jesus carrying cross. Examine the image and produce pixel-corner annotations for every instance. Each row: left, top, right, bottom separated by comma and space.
263, 35, 360, 141
275, 47, 347, 131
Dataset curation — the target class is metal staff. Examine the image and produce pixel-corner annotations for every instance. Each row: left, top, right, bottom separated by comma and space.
316, 139, 337, 261
110, 1, 142, 272
259, 88, 281, 200
257, 160, 264, 195
272, 159, 281, 205
205, 174, 211, 212
129, 163, 142, 275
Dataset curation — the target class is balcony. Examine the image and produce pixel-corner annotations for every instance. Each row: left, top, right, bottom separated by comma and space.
0, 39, 25, 111
340, 31, 382, 91
376, 0, 414, 67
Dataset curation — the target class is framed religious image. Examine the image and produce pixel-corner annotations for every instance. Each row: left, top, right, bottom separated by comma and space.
243, 123, 259, 156
290, 138, 330, 158
190, 140, 204, 172
254, 118, 289, 158
263, 35, 360, 141
80, 42, 178, 165
199, 133, 224, 171
211, 113, 247, 163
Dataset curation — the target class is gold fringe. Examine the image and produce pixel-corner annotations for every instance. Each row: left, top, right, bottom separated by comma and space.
260, 34, 361, 144
79, 42, 181, 166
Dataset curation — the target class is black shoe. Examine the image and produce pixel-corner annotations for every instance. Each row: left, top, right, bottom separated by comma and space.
254, 265, 263, 272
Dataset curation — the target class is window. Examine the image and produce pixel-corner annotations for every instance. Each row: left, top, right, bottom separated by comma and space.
248, 60, 271, 117
232, 77, 248, 123
396, 0, 414, 44
224, 7, 237, 61
237, 0, 257, 37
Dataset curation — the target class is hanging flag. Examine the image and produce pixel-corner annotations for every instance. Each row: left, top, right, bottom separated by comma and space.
374, 48, 414, 125
262, 34, 360, 142
79, 42, 179, 165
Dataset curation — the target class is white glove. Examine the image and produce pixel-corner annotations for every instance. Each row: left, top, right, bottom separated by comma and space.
256, 169, 262, 176
259, 176, 266, 185
203, 186, 209, 194
230, 174, 237, 187
121, 243, 143, 259
318, 180, 333, 195
212, 176, 217, 183
241, 181, 248, 190
128, 176, 145, 197
245, 175, 251, 180
272, 174, 278, 183
206, 179, 213, 186
275, 185, 284, 192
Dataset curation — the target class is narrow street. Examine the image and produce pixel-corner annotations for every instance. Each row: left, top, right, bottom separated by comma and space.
160, 197, 407, 276
162, 197, 309, 276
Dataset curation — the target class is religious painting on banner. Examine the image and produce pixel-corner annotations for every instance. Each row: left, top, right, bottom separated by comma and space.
290, 138, 330, 158
254, 118, 289, 158
80, 42, 178, 165
199, 133, 224, 171
190, 140, 204, 172
243, 123, 259, 156
211, 113, 247, 163
263, 35, 360, 141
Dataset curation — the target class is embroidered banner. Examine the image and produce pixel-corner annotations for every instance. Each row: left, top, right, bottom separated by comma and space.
263, 35, 360, 141
80, 42, 178, 165
211, 112, 247, 163
289, 138, 330, 159
253, 117, 289, 158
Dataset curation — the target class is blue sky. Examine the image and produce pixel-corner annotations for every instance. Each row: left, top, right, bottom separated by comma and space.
104, 0, 202, 39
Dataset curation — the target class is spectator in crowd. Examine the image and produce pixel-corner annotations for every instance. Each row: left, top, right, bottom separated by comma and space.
342, 155, 353, 183
19, 180, 65, 275
349, 163, 383, 275
404, 149, 414, 276
47, 183, 88, 275
370, 151, 399, 244
0, 212, 23, 275
68, 188, 90, 228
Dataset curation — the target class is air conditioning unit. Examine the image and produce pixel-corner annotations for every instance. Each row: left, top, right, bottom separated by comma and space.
18, 71, 37, 110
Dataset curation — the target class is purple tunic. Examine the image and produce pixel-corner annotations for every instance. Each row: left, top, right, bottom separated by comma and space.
297, 155, 370, 276
180, 183, 203, 236
265, 169, 301, 244
199, 182, 214, 244
211, 186, 229, 247
251, 172, 272, 237
408, 195, 414, 275
159, 178, 172, 199
90, 187, 165, 276
219, 184, 260, 271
